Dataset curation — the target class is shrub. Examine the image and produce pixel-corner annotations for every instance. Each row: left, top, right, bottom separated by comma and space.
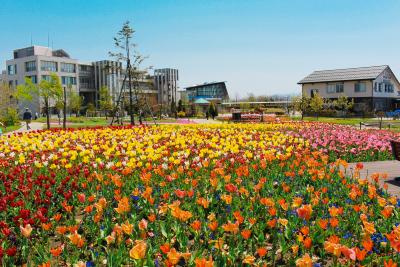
1, 108, 19, 126
177, 111, 186, 118
265, 108, 285, 115
196, 112, 205, 118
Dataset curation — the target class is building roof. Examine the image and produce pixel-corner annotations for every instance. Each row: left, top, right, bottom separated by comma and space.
298, 65, 389, 84
194, 98, 210, 104
185, 81, 227, 90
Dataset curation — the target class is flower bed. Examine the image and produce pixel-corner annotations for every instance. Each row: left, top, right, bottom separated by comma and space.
0, 124, 399, 266
289, 122, 398, 162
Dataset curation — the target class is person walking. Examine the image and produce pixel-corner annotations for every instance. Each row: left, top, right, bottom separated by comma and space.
23, 108, 32, 130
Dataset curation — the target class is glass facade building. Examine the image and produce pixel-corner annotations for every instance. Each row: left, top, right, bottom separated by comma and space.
186, 82, 229, 103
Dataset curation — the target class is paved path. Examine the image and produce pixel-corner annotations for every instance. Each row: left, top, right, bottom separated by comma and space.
344, 160, 400, 197
191, 118, 222, 124
10, 122, 44, 134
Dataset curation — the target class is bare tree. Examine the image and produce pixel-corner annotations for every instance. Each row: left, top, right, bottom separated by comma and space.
109, 21, 154, 125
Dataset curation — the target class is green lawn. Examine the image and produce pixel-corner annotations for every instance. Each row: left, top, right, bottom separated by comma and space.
292, 116, 377, 126
1, 123, 22, 134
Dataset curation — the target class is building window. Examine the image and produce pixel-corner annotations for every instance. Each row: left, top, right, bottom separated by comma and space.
25, 61, 36, 72
26, 75, 37, 84
384, 83, 394, 93
310, 89, 319, 97
8, 80, 13, 88
62, 76, 76, 85
41, 75, 51, 82
378, 83, 382, 92
355, 82, 366, 92
41, 61, 58, 72
60, 63, 76, 73
7, 64, 17, 75
326, 84, 335, 93
335, 83, 344, 93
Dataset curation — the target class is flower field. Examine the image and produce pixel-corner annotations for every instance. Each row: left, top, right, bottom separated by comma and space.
0, 123, 399, 266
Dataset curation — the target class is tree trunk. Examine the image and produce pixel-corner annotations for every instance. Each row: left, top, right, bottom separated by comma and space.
45, 99, 50, 129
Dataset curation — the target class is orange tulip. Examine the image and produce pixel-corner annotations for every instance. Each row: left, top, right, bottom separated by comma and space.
222, 221, 239, 233
354, 247, 366, 261
167, 248, 181, 265
138, 219, 148, 230
242, 255, 255, 265
362, 237, 373, 252
114, 197, 130, 214
50, 245, 64, 257
241, 229, 251, 239
317, 219, 328, 230
303, 237, 312, 249
384, 259, 398, 267
41, 222, 52, 231
362, 221, 376, 235
38, 262, 51, 267
296, 204, 313, 221
68, 232, 85, 248
300, 226, 309, 236
20, 224, 32, 238
195, 257, 214, 267
329, 218, 339, 228
191, 220, 202, 231
382, 206, 393, 218
257, 247, 268, 257
295, 253, 312, 267
53, 213, 62, 221
121, 221, 133, 235
208, 220, 218, 231
129, 240, 147, 260
267, 218, 277, 228
160, 243, 170, 254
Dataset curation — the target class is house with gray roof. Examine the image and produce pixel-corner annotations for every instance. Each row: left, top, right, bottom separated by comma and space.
298, 65, 400, 112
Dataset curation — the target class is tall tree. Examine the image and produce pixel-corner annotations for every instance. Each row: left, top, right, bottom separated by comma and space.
309, 93, 324, 120
209, 102, 218, 119
0, 82, 16, 114
293, 95, 311, 120
170, 97, 176, 116
99, 86, 113, 119
177, 99, 184, 112
16, 73, 62, 129
69, 91, 83, 117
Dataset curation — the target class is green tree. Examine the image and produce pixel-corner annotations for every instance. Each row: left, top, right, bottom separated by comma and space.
209, 102, 218, 119
16, 73, 62, 129
247, 93, 256, 102
69, 91, 83, 117
99, 86, 113, 119
334, 95, 354, 117
170, 97, 177, 117
309, 93, 324, 120
87, 102, 96, 116
177, 99, 184, 112
293, 95, 311, 120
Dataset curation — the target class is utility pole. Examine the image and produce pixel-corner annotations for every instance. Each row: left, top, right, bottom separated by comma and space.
63, 87, 67, 129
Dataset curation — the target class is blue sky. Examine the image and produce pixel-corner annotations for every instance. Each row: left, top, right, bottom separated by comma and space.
0, 0, 399, 97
